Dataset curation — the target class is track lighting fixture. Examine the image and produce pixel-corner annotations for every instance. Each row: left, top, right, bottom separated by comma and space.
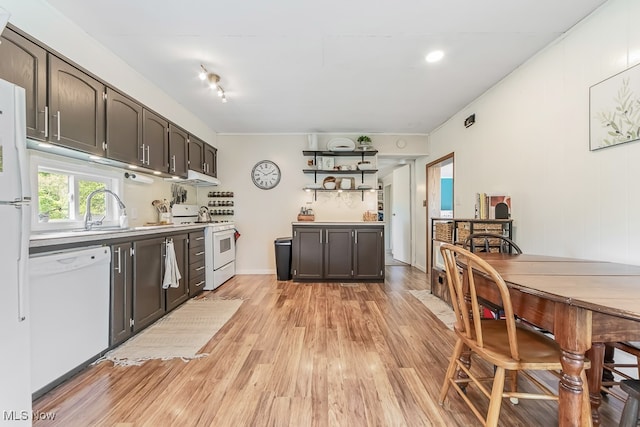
198, 64, 228, 103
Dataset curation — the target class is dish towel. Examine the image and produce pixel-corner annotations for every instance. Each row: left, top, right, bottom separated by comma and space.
163, 240, 182, 289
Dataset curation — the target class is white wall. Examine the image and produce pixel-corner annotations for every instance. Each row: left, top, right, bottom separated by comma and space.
427, 0, 640, 264
212, 134, 427, 274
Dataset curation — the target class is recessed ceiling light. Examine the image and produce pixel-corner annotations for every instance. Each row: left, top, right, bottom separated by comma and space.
426, 50, 444, 63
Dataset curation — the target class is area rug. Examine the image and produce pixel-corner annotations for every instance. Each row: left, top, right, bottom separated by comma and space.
408, 290, 456, 331
100, 297, 243, 366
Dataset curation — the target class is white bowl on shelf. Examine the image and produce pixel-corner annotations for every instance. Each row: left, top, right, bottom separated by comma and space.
357, 164, 375, 170
324, 182, 336, 190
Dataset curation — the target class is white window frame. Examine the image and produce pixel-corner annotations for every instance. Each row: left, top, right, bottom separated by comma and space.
30, 151, 124, 232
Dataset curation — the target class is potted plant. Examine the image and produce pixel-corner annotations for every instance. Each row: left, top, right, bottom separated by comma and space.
357, 135, 372, 150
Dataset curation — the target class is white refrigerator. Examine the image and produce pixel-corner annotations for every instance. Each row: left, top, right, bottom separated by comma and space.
0, 78, 33, 424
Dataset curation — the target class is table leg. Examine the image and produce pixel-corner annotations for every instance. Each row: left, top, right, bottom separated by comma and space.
555, 305, 592, 427
587, 342, 605, 426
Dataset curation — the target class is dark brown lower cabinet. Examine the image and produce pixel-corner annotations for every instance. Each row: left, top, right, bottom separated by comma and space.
188, 230, 206, 297
292, 225, 384, 282
110, 230, 205, 345
353, 228, 385, 280
292, 227, 324, 280
110, 243, 133, 346
165, 233, 189, 312
132, 236, 165, 333
325, 228, 353, 279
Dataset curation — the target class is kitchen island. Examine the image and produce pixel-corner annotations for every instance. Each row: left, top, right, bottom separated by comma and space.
292, 221, 384, 282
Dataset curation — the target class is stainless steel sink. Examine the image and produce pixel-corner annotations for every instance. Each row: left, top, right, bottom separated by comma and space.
73, 226, 130, 232
30, 224, 186, 241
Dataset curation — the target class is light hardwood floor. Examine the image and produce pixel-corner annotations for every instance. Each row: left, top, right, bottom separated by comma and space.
33, 266, 625, 426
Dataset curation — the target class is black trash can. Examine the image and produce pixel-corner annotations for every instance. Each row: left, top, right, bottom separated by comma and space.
274, 237, 292, 280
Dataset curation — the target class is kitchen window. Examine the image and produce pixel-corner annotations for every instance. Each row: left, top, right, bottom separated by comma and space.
30, 152, 123, 231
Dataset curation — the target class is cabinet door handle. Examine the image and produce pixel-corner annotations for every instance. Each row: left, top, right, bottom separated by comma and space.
146, 145, 150, 165
140, 144, 146, 163
195, 266, 205, 271
53, 110, 61, 141
195, 280, 205, 287
171, 155, 176, 172
195, 251, 205, 256
195, 236, 204, 241
114, 247, 122, 273
354, 231, 358, 245
41, 106, 48, 137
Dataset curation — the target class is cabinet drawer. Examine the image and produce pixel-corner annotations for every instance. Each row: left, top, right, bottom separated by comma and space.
189, 246, 206, 263
189, 262, 206, 278
189, 231, 205, 249
189, 271, 205, 287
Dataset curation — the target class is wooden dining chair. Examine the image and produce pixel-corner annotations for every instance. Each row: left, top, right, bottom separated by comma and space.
438, 243, 592, 427
463, 232, 522, 320
463, 232, 522, 255
601, 342, 640, 401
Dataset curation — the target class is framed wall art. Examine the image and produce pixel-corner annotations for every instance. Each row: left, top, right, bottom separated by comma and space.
590, 62, 640, 151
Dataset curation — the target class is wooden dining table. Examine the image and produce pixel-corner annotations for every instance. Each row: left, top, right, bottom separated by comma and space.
462, 253, 640, 427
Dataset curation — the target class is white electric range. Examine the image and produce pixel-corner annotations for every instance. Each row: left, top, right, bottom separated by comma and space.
172, 204, 236, 290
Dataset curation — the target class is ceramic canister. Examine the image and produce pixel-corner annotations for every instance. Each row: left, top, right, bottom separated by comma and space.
307, 134, 318, 150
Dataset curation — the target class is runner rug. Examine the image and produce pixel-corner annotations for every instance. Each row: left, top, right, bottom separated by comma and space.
408, 290, 456, 331
100, 297, 243, 366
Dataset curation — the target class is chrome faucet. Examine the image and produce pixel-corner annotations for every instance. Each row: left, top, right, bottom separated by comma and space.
84, 189, 126, 230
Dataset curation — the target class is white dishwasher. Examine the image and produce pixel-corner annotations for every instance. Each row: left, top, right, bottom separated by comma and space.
29, 246, 111, 393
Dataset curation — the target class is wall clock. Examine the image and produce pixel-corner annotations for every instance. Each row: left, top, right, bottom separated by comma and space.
251, 160, 281, 190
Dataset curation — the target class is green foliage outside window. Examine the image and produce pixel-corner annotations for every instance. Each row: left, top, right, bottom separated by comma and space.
79, 180, 107, 216
38, 172, 69, 220
38, 171, 106, 220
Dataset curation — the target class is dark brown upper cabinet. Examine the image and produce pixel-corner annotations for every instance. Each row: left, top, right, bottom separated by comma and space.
168, 124, 188, 178
105, 88, 143, 165
188, 135, 205, 173
204, 144, 217, 177
188, 135, 217, 177
2, 26, 219, 177
48, 55, 106, 156
0, 29, 47, 140
142, 109, 169, 172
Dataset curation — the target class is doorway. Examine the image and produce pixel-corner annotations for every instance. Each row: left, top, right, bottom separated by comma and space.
426, 153, 454, 271
390, 164, 411, 264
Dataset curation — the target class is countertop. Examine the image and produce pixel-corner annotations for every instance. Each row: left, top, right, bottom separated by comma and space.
292, 221, 384, 226
30, 223, 209, 249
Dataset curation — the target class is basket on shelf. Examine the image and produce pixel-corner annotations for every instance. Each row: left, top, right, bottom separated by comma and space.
435, 222, 454, 242
363, 211, 378, 221
456, 222, 503, 246
297, 214, 315, 221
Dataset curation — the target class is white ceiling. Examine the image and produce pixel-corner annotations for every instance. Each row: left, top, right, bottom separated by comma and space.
44, 0, 606, 135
